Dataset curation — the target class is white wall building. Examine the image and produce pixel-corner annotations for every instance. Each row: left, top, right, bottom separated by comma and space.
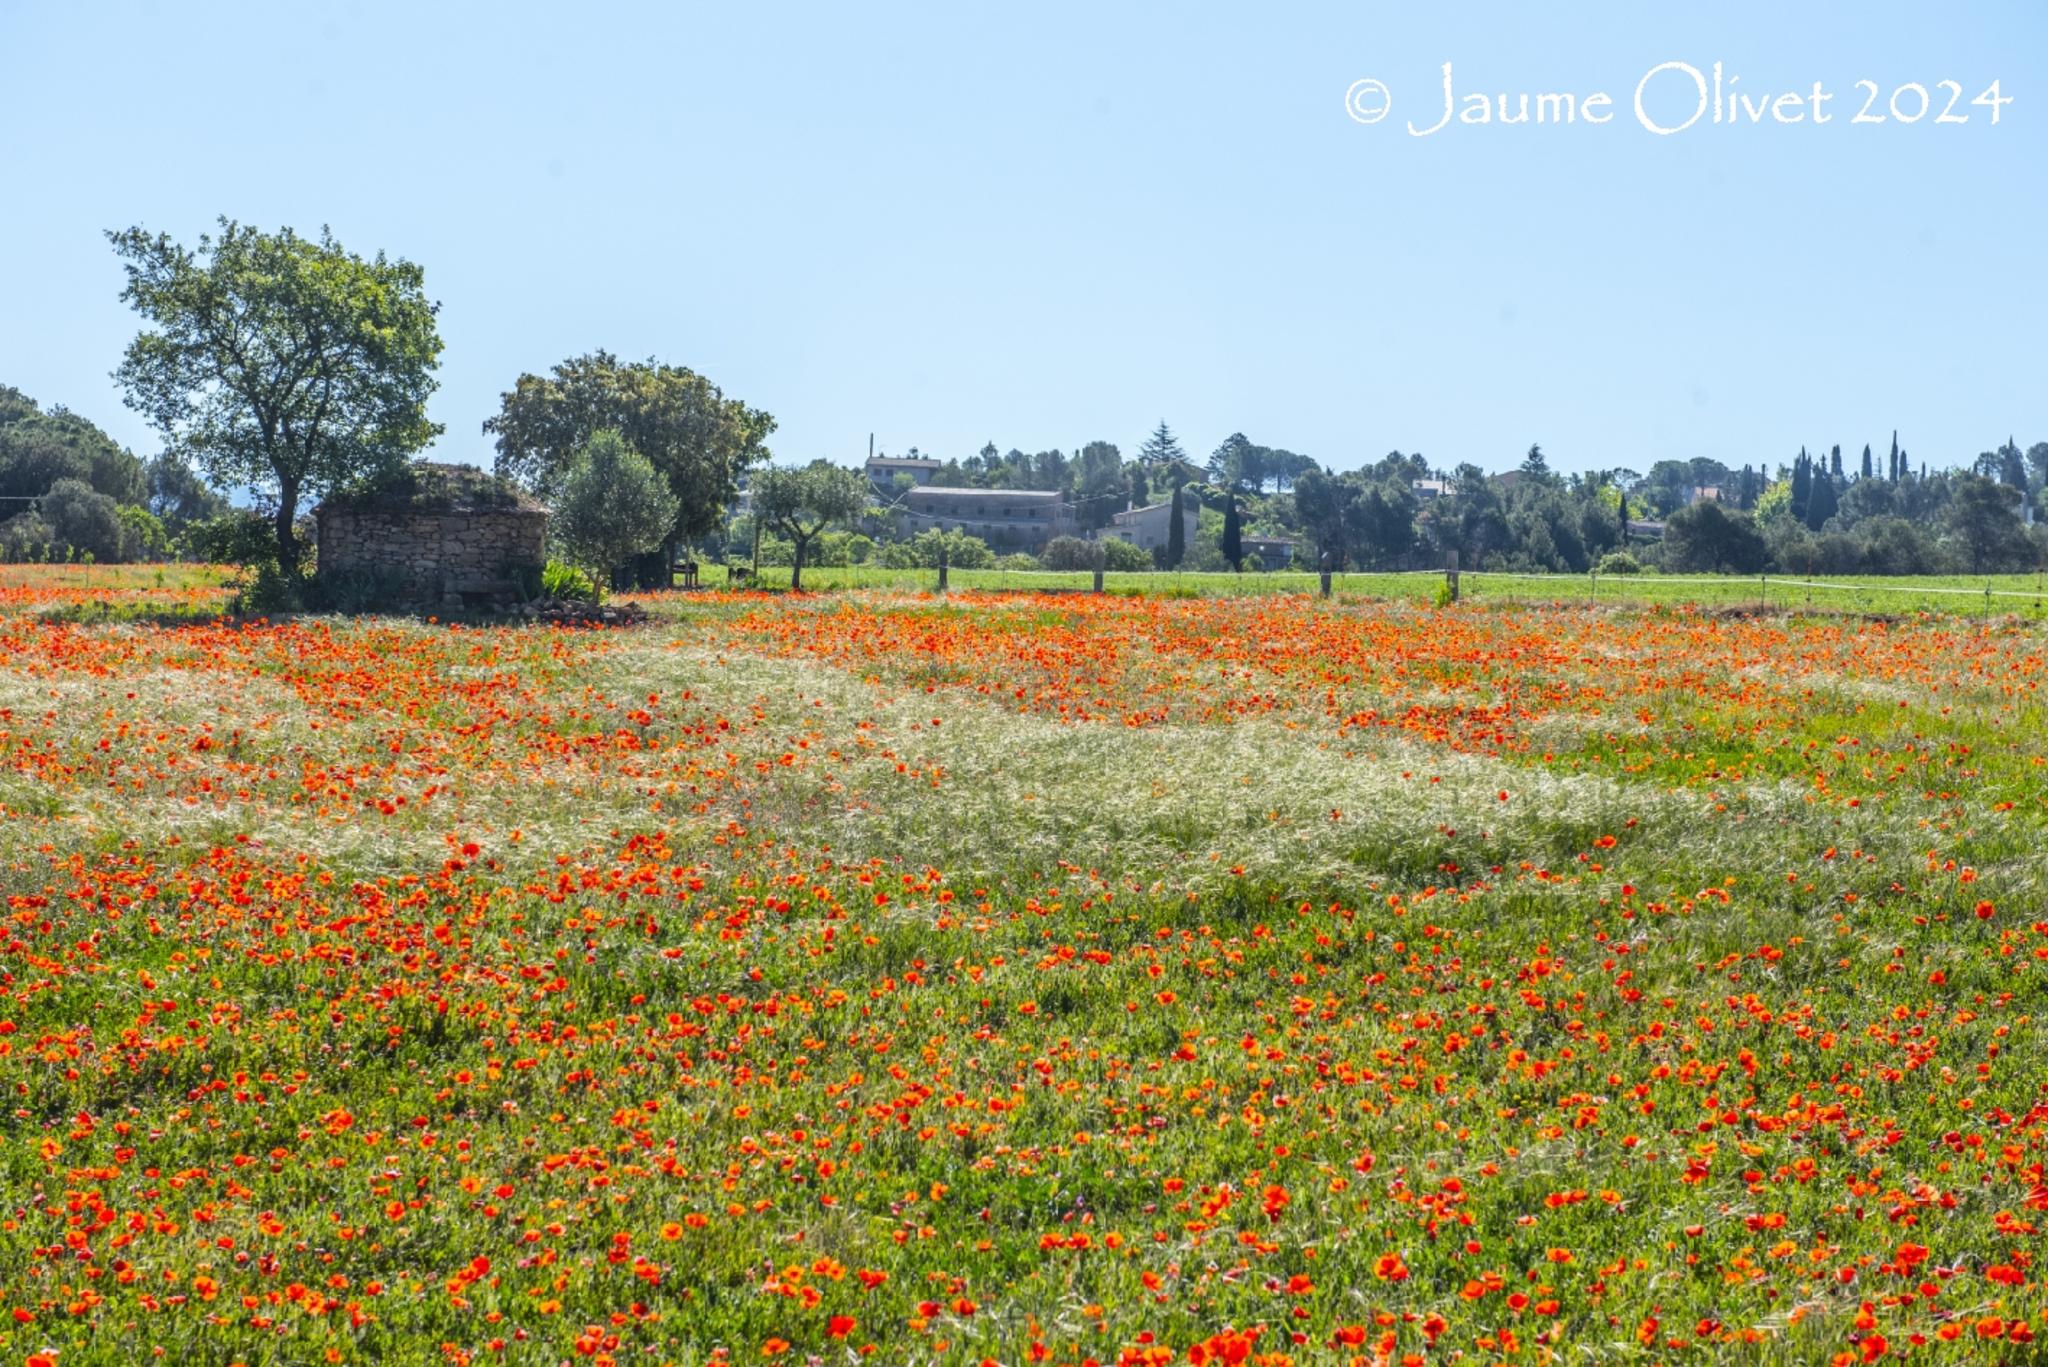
1096, 499, 1200, 553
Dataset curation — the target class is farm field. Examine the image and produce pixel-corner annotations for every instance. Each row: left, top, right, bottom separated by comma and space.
731, 565, 2048, 620
3, 573, 2048, 1365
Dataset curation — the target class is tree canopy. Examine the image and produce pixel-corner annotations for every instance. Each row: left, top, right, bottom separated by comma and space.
109, 219, 444, 570
0, 384, 146, 505
549, 429, 680, 597
485, 352, 774, 554
752, 462, 870, 589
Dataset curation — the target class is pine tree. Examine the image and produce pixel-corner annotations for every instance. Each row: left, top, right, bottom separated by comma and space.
1165, 483, 1187, 569
1139, 421, 1187, 473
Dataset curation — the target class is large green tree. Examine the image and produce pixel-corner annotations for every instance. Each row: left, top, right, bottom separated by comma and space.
484, 352, 774, 561
1663, 500, 1768, 574
108, 219, 444, 572
752, 462, 870, 590
1944, 475, 2030, 573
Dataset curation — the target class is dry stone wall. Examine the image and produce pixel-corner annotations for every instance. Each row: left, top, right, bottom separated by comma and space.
315, 509, 547, 605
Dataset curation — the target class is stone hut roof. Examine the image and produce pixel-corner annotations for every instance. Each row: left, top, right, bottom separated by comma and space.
316, 462, 546, 518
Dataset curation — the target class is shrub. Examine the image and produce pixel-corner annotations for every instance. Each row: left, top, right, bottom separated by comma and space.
995, 553, 1040, 571
815, 531, 873, 567
304, 565, 412, 614
1040, 537, 1100, 572
1179, 537, 1229, 573
0, 511, 53, 562
752, 535, 797, 567
541, 559, 597, 601
919, 530, 994, 569
875, 530, 997, 571
186, 510, 304, 571
118, 505, 171, 561
1596, 550, 1642, 576
40, 478, 125, 562
236, 561, 303, 616
1100, 538, 1152, 573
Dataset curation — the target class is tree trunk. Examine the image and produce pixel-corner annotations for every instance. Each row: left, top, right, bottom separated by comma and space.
275, 476, 301, 577
790, 537, 806, 591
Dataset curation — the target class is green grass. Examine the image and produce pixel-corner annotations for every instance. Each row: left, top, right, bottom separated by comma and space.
711, 561, 2048, 617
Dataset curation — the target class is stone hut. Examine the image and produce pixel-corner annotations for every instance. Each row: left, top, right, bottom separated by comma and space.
314, 462, 547, 609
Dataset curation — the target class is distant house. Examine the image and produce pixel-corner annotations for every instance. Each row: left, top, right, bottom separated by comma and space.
1492, 470, 1525, 491
1688, 485, 1723, 505
866, 455, 944, 493
1411, 478, 1453, 501
315, 462, 546, 608
1239, 535, 1296, 569
895, 486, 1075, 549
1626, 518, 1667, 542
1096, 498, 1199, 553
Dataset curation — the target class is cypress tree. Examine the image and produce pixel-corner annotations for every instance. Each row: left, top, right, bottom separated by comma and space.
1830, 444, 1844, 481
1889, 430, 1900, 482
1861, 444, 1873, 480
1222, 492, 1242, 571
1790, 449, 1812, 523
1166, 483, 1186, 569
1807, 472, 1838, 530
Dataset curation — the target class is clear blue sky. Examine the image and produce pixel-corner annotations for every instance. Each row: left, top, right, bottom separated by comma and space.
2, 1, 2042, 479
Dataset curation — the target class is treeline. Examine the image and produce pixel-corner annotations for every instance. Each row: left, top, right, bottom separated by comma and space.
0, 385, 227, 563
846, 428, 2048, 578
13, 209, 2048, 589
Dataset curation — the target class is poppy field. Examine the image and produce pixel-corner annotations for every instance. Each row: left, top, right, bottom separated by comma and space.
4, 579, 2048, 1367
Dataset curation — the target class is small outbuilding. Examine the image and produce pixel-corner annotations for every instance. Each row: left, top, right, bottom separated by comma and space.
315, 462, 547, 609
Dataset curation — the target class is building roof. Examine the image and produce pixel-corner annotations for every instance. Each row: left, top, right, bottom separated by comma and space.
316, 462, 545, 516
1241, 534, 1296, 546
907, 486, 1062, 501
867, 456, 944, 469
1112, 500, 1186, 521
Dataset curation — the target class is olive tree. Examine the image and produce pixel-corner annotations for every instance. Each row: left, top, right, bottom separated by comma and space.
549, 430, 679, 598
752, 462, 870, 590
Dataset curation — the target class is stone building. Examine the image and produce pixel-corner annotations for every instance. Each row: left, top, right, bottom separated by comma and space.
865, 454, 944, 492
314, 462, 547, 609
1095, 498, 1198, 554
891, 486, 1075, 550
